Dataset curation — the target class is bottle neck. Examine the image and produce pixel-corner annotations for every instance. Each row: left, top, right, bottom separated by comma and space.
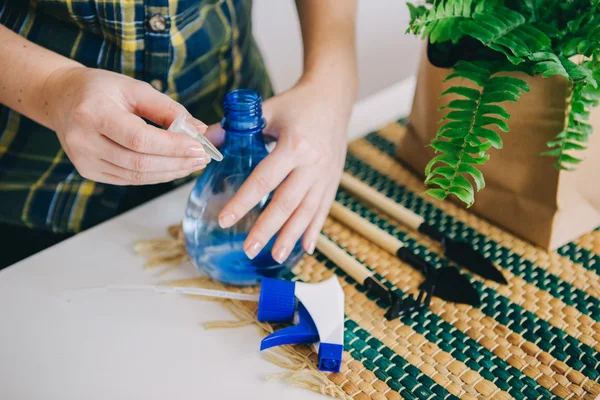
220, 89, 267, 154
223, 129, 266, 153
221, 89, 265, 134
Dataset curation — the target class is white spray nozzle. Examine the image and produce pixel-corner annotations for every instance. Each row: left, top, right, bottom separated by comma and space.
168, 114, 224, 162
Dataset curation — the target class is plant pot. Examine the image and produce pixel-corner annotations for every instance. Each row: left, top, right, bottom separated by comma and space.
397, 44, 600, 250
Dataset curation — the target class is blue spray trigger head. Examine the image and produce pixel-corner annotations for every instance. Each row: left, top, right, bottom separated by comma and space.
257, 278, 296, 322
259, 303, 320, 350
256, 277, 345, 373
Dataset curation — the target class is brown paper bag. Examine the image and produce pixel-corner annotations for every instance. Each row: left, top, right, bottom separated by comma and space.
397, 49, 600, 250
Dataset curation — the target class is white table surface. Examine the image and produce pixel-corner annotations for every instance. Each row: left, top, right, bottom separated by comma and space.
0, 79, 414, 400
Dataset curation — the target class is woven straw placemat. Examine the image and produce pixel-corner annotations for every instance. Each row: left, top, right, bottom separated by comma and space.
135, 122, 600, 400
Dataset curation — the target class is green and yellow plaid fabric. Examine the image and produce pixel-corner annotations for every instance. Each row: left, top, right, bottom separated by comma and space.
0, 0, 272, 233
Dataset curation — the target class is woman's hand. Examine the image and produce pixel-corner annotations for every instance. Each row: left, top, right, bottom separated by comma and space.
211, 77, 354, 263
43, 66, 210, 185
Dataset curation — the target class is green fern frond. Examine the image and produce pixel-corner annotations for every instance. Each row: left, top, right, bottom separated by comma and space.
563, 15, 600, 58
566, 0, 600, 34
459, 7, 551, 64
530, 52, 598, 88
425, 60, 529, 206
407, 0, 474, 44
542, 61, 600, 169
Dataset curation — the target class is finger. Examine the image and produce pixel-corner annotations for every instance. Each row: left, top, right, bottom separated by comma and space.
80, 170, 131, 186
204, 123, 225, 147
303, 179, 339, 255
98, 136, 210, 172
260, 98, 278, 135
99, 108, 206, 157
218, 148, 294, 229
99, 159, 199, 185
129, 83, 207, 131
242, 170, 312, 260
270, 183, 326, 263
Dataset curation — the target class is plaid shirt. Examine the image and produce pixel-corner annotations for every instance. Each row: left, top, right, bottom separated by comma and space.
0, 0, 272, 233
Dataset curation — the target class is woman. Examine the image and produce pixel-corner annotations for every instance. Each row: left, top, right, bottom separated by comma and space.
0, 0, 358, 268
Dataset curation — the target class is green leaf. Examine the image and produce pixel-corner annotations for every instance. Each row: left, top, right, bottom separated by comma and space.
448, 186, 475, 206
546, 139, 563, 148
487, 76, 530, 92
441, 86, 481, 100
439, 129, 469, 139
572, 101, 586, 113
408, 0, 474, 44
427, 177, 452, 189
485, 82, 526, 97
460, 7, 550, 64
454, 61, 493, 74
534, 22, 561, 39
424, 154, 459, 175
457, 164, 485, 191
564, 142, 587, 151
475, 0, 503, 13
541, 148, 562, 157
439, 99, 478, 111
472, 126, 503, 148
439, 121, 471, 132
465, 142, 493, 153
482, 91, 520, 103
559, 153, 583, 165
452, 175, 474, 192
444, 110, 475, 121
406, 2, 425, 21
478, 104, 511, 119
430, 140, 463, 156
572, 122, 593, 135
427, 166, 456, 180
564, 132, 590, 143
424, 188, 448, 201
445, 70, 489, 86
463, 153, 490, 164
476, 116, 510, 131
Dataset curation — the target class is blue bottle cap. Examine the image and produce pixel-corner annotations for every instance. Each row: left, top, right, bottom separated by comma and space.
257, 278, 296, 322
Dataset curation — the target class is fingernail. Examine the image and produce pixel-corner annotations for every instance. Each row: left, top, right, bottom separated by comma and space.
307, 241, 316, 255
193, 158, 207, 167
191, 117, 208, 128
186, 146, 205, 157
218, 212, 236, 228
244, 240, 262, 259
273, 247, 289, 264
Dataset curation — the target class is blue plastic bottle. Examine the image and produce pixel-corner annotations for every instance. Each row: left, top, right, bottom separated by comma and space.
182, 89, 304, 286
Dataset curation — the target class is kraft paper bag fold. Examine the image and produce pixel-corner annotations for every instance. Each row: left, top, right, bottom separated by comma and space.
397, 49, 600, 250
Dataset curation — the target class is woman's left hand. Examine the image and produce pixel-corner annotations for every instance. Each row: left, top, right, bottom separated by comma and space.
206, 78, 354, 263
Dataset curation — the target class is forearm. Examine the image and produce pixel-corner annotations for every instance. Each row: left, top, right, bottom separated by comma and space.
295, 0, 359, 104
0, 25, 83, 130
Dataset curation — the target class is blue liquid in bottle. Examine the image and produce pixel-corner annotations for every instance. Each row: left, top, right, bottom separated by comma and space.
182, 89, 304, 286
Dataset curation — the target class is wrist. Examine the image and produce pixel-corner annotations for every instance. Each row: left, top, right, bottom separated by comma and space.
301, 65, 358, 96
298, 68, 358, 123
40, 64, 87, 131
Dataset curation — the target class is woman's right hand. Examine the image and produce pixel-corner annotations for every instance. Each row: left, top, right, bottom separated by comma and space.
42, 66, 210, 185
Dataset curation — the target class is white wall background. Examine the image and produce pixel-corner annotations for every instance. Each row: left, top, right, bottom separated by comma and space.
252, 0, 423, 99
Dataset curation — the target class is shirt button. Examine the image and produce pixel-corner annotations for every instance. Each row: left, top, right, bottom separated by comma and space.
149, 14, 167, 32
150, 79, 165, 92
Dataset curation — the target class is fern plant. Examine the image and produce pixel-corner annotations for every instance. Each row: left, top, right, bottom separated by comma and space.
406, 0, 600, 206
